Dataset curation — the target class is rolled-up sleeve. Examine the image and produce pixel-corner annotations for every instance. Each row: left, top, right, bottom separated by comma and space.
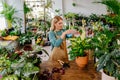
49, 31, 63, 47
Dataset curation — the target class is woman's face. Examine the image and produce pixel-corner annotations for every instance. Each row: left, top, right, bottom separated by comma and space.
55, 20, 63, 30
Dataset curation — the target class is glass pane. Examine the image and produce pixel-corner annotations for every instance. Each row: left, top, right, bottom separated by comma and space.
0, 1, 6, 30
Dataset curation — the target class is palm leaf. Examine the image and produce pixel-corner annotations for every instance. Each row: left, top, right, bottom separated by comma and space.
94, 0, 120, 15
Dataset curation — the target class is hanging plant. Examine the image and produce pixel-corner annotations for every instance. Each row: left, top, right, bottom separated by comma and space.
72, 3, 76, 7
44, 0, 53, 8
24, 2, 31, 14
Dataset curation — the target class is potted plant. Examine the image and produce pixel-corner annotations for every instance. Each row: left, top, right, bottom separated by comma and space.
18, 31, 33, 46
96, 49, 120, 80
92, 0, 120, 79
0, 2, 16, 29
0, 29, 8, 37
0, 1, 23, 36
64, 12, 78, 20
68, 30, 92, 68
90, 25, 120, 80
18, 31, 33, 51
0, 45, 49, 80
93, 30, 120, 79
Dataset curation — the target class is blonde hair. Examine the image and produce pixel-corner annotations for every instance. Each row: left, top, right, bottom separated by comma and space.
50, 16, 63, 31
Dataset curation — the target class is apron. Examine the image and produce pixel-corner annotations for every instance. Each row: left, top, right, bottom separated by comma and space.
49, 31, 68, 62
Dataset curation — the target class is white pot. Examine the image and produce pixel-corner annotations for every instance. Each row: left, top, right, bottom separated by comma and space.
101, 70, 116, 80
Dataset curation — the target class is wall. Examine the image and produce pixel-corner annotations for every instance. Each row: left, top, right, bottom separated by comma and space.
51, 0, 63, 17
62, 0, 107, 16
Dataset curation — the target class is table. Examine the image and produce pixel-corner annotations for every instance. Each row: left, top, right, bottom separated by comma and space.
40, 60, 101, 80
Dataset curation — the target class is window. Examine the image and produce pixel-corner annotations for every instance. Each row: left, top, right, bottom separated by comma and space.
0, 1, 7, 30
24, 0, 45, 20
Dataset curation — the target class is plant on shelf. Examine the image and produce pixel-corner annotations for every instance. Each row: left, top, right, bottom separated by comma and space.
68, 29, 92, 68
0, 2, 20, 29
0, 46, 49, 80
88, 14, 100, 22
24, 2, 31, 15
0, 51, 40, 80
18, 31, 33, 46
94, 0, 120, 30
0, 29, 8, 37
38, 20, 51, 37
64, 12, 78, 20
0, 2, 15, 29
32, 45, 49, 56
0, 1, 22, 36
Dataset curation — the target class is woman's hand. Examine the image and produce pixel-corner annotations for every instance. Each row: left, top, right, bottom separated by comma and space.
61, 29, 78, 39
64, 29, 77, 34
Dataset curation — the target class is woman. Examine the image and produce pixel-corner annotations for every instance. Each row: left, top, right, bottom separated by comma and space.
49, 16, 76, 62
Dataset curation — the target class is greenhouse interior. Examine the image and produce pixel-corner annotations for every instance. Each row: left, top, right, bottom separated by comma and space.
0, 0, 120, 80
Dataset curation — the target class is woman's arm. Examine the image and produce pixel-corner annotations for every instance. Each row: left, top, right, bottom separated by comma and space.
49, 31, 63, 47
49, 29, 77, 47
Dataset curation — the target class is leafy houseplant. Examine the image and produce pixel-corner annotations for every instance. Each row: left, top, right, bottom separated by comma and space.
0, 46, 49, 80
68, 33, 92, 68
18, 31, 33, 46
91, 28, 117, 59
0, 2, 15, 29
0, 1, 22, 35
94, 0, 120, 30
96, 49, 120, 79
0, 51, 40, 80
0, 29, 8, 37
91, 26, 120, 79
92, 0, 120, 79
64, 12, 78, 20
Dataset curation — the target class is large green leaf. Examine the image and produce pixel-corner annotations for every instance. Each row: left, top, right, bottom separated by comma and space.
22, 63, 39, 77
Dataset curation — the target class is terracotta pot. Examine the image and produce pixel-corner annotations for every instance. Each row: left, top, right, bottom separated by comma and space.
75, 56, 88, 68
